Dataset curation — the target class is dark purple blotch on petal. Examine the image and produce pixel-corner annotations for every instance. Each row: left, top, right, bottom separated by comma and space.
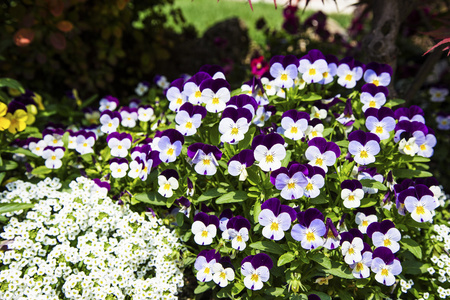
372, 246, 395, 264
160, 169, 179, 180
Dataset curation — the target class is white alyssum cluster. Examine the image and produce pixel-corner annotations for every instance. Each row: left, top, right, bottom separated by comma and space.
0, 177, 184, 300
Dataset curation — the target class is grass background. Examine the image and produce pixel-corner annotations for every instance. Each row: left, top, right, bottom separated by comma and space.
137, 0, 353, 46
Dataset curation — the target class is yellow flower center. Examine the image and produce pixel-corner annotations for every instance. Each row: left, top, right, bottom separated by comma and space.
290, 126, 298, 134
315, 158, 323, 166
176, 98, 182, 104
36, 147, 40, 151
420, 144, 426, 151
348, 195, 355, 201
237, 235, 243, 242
376, 126, 383, 134
381, 268, 389, 276
362, 220, 368, 227
287, 182, 296, 189
416, 206, 425, 215
270, 221, 279, 231
369, 101, 376, 108
167, 148, 174, 156
117, 168, 122, 173
405, 145, 411, 151
231, 127, 239, 135
51, 155, 56, 160
212, 97, 219, 104
360, 150, 368, 158
345, 74, 353, 81
220, 272, 226, 280
265, 154, 274, 163
323, 71, 329, 78
53, 140, 58, 144
108, 123, 113, 127
204, 267, 210, 274
195, 91, 202, 98
164, 183, 171, 190
309, 68, 316, 76
383, 239, 391, 247
203, 158, 211, 165
348, 247, 355, 255
83, 143, 88, 147
280, 74, 288, 81
201, 230, 208, 238
311, 131, 318, 137
118, 145, 123, 150
355, 262, 364, 272
251, 273, 259, 282
314, 113, 320, 118
306, 183, 314, 191
266, 85, 272, 90
306, 232, 315, 241
372, 79, 380, 86
185, 122, 193, 129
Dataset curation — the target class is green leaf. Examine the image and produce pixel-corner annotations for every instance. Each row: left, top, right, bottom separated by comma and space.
326, 263, 353, 279
309, 193, 328, 204
31, 166, 53, 175
265, 287, 285, 297
215, 190, 248, 204
250, 241, 285, 255
310, 291, 332, 300
176, 212, 184, 227
238, 126, 256, 150
231, 282, 245, 296
281, 150, 292, 168
338, 290, 354, 300
210, 124, 220, 145
247, 167, 260, 186
300, 92, 322, 101
0, 78, 25, 93
194, 281, 215, 294
398, 155, 430, 163
134, 192, 167, 206
253, 200, 261, 223
360, 197, 378, 208
400, 238, 422, 259
335, 140, 349, 148
309, 252, 331, 269
80, 94, 99, 109
322, 127, 333, 137
0, 172, 5, 185
216, 284, 233, 298
393, 169, 433, 178
0, 202, 35, 214
2, 147, 38, 158
0, 160, 18, 171
406, 218, 431, 229
359, 179, 387, 191
278, 252, 295, 266
197, 187, 226, 202
402, 259, 424, 275
385, 98, 405, 108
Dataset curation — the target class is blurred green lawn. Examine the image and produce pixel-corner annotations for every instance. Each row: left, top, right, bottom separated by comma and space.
136, 0, 352, 46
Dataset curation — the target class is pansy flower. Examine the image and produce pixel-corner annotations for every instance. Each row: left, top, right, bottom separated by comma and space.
228, 149, 255, 181
42, 128, 65, 147
394, 105, 425, 124
364, 107, 396, 140
300, 164, 325, 198
183, 72, 212, 105
129, 98, 141, 109
360, 84, 388, 112
291, 208, 326, 250
219, 209, 233, 232
191, 212, 219, 245
355, 211, 378, 234
128, 157, 144, 179
261, 74, 280, 96
212, 257, 235, 287
107, 132, 132, 158
119, 107, 138, 128
137, 105, 154, 122
241, 253, 273, 290
298, 49, 328, 83
109, 158, 129, 178
253, 106, 273, 127
251, 56, 269, 77
336, 57, 364, 89
100, 110, 121, 134
199, 64, 226, 80
186, 178, 195, 197
158, 129, 185, 163
241, 78, 269, 106
394, 121, 427, 156
222, 216, 251, 251
350, 245, 373, 279
323, 218, 341, 250
348, 130, 380, 165
341, 180, 364, 209
394, 179, 415, 215
174, 196, 191, 217
371, 247, 402, 286
154, 75, 169, 89
30, 139, 48, 156
135, 81, 149, 96
363, 62, 393, 86
258, 198, 296, 241
270, 163, 308, 200
199, 78, 230, 113
99, 95, 119, 112
219, 107, 252, 144
319, 54, 338, 84
310, 105, 327, 120
357, 167, 384, 194
166, 78, 187, 112
305, 119, 324, 139
42, 146, 65, 169
436, 113, 450, 130
416, 177, 442, 199
336, 98, 355, 133
175, 102, 207, 136
367, 220, 401, 253
279, 109, 310, 140
90, 179, 110, 198
194, 249, 221, 282
158, 169, 179, 198
75, 130, 96, 155
429, 87, 448, 102
340, 229, 365, 264
226, 94, 259, 118
305, 137, 340, 172
252, 133, 286, 172
416, 127, 437, 158
404, 184, 439, 223
269, 55, 299, 88
188, 143, 222, 176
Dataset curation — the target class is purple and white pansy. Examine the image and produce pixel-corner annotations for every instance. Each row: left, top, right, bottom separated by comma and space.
403, 184, 439, 223
298, 49, 328, 83
367, 220, 401, 253
175, 102, 207, 136
90, 179, 110, 198
188, 143, 222, 176
305, 137, 340, 172
363, 62, 393, 87
194, 249, 221, 282
42, 146, 65, 169
348, 130, 381, 165
320, 54, 338, 85
336, 57, 364, 89
364, 107, 396, 140
137, 105, 154, 122
222, 216, 251, 251
119, 107, 138, 128
43, 128, 65, 147
341, 179, 365, 209
394, 105, 425, 124
371, 247, 402, 286
157, 129, 185, 163
183, 72, 212, 105
227, 149, 255, 181
109, 157, 129, 178
269, 55, 299, 88
219, 107, 252, 144
258, 197, 296, 241
166, 78, 187, 112
226, 94, 259, 118
74, 130, 96, 155
350, 244, 373, 279
191, 212, 220, 246
270, 163, 308, 200
301, 164, 326, 198
241, 253, 273, 290
157, 169, 179, 198
279, 109, 310, 141
252, 133, 286, 172
100, 110, 121, 134
212, 257, 235, 287
323, 218, 341, 250
340, 228, 366, 265
199, 78, 230, 113
99, 95, 119, 112
360, 84, 389, 112
291, 208, 326, 250
355, 211, 378, 234
107, 132, 132, 158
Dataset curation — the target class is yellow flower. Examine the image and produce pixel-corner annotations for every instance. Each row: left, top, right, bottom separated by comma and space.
6, 109, 28, 134
25, 104, 37, 125
32, 93, 45, 110
0, 102, 11, 131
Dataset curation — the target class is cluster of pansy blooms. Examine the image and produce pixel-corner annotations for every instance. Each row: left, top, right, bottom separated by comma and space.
0, 177, 184, 300
1, 50, 449, 299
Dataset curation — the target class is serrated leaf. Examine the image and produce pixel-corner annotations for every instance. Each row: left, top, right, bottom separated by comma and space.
359, 179, 387, 191
215, 190, 248, 204
134, 192, 167, 206
393, 169, 433, 178
398, 155, 430, 163
401, 238, 422, 259
216, 284, 233, 298
0, 202, 35, 214
278, 252, 295, 266
31, 166, 53, 175
0, 78, 25, 93
250, 241, 285, 255
0, 160, 18, 171
309, 253, 331, 269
